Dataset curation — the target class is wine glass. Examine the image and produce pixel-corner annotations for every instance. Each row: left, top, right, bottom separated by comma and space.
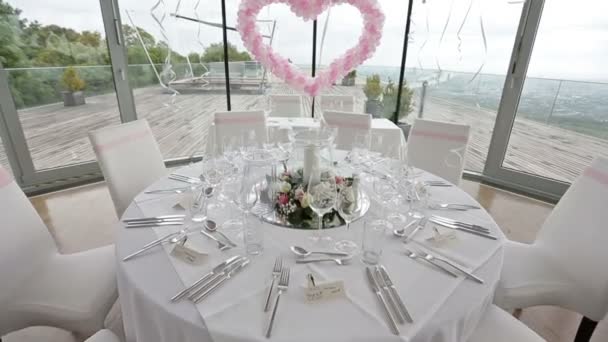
334, 185, 365, 253
307, 171, 337, 244
201, 157, 225, 212
238, 162, 263, 255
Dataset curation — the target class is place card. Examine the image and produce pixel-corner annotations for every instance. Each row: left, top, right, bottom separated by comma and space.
171, 243, 208, 265
173, 192, 193, 211
426, 224, 457, 246
305, 280, 345, 303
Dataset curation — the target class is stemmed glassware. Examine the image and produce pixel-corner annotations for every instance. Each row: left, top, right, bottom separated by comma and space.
306, 169, 337, 245
334, 183, 365, 253
238, 162, 263, 255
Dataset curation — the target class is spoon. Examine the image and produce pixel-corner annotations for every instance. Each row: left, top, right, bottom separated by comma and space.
204, 220, 238, 247
295, 257, 351, 265
290, 246, 351, 258
393, 219, 420, 238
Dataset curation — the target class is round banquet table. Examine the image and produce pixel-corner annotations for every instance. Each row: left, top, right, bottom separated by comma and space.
116, 162, 505, 342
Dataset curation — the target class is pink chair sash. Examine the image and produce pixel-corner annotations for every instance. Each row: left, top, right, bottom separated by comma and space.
0, 167, 13, 188
215, 116, 265, 125
410, 130, 469, 143
583, 167, 608, 186
93, 129, 151, 153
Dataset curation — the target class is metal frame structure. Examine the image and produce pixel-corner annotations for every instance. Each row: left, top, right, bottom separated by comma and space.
0, 0, 581, 200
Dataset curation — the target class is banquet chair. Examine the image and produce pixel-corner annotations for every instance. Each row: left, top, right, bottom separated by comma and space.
85, 329, 121, 342
0, 166, 117, 340
494, 157, 608, 342
214, 110, 268, 152
269, 94, 303, 117
320, 95, 355, 112
89, 119, 167, 217
407, 119, 470, 185
322, 111, 372, 151
468, 305, 545, 342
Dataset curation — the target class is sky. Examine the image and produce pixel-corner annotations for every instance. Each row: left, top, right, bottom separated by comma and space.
7, 0, 608, 82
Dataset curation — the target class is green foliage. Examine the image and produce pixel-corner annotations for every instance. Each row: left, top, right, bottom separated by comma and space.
61, 66, 85, 92
346, 69, 357, 78
201, 42, 251, 63
382, 78, 415, 121
188, 52, 201, 64
363, 74, 382, 100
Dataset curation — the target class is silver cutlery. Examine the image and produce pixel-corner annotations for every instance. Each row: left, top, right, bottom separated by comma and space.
125, 221, 184, 228
378, 265, 413, 323
144, 187, 189, 194
295, 257, 351, 265
393, 219, 421, 238
171, 255, 241, 302
123, 215, 185, 223
374, 267, 405, 324
404, 217, 429, 242
430, 216, 490, 232
265, 267, 290, 338
290, 246, 351, 258
424, 181, 452, 187
193, 258, 251, 303
200, 229, 231, 250
123, 230, 185, 261
417, 251, 484, 284
169, 174, 202, 184
403, 248, 459, 277
429, 203, 481, 210
366, 267, 400, 335
264, 257, 283, 312
187, 256, 245, 300
429, 219, 498, 240
204, 220, 237, 247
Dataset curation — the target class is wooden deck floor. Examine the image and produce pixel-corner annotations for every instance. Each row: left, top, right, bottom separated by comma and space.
1, 85, 606, 183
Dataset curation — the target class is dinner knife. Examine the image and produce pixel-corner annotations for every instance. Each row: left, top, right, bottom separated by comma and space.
430, 220, 498, 240
171, 255, 241, 302
430, 216, 490, 232
374, 267, 405, 324
187, 257, 245, 300
365, 267, 400, 335
192, 258, 251, 303
123, 215, 185, 223
378, 265, 413, 323
125, 221, 184, 228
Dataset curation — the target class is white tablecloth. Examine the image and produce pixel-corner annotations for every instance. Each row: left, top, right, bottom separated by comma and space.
206, 117, 405, 158
117, 165, 504, 342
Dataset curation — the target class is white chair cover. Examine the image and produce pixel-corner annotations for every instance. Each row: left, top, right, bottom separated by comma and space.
494, 157, 608, 321
320, 95, 355, 112
0, 166, 117, 338
85, 329, 121, 342
269, 94, 303, 117
468, 305, 545, 342
214, 110, 268, 152
89, 119, 167, 217
322, 111, 372, 151
407, 119, 470, 185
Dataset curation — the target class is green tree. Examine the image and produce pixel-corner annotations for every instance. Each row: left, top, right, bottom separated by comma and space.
200, 42, 251, 62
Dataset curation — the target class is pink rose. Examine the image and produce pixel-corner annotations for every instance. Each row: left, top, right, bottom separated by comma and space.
335, 176, 344, 185
295, 188, 305, 200
278, 193, 289, 205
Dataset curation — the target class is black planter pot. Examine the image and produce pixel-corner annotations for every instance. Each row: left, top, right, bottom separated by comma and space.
62, 91, 86, 106
365, 99, 384, 118
341, 77, 356, 86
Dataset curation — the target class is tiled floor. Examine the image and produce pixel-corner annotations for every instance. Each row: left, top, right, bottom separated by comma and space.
4, 180, 606, 341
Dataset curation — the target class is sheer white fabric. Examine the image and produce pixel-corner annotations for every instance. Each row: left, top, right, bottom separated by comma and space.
322, 111, 372, 150
494, 157, 608, 321
213, 110, 268, 151
269, 94, 303, 117
0, 166, 117, 338
85, 329, 121, 342
468, 305, 545, 342
320, 95, 355, 112
407, 119, 471, 185
89, 119, 167, 217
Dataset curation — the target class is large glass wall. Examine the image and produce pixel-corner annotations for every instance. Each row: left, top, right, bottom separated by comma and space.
2, 0, 122, 171
0, 137, 10, 175
406, 0, 522, 173
118, 0, 227, 160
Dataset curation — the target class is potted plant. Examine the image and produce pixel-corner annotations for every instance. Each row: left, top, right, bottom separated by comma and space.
382, 78, 415, 138
363, 74, 383, 117
341, 69, 357, 86
61, 66, 86, 106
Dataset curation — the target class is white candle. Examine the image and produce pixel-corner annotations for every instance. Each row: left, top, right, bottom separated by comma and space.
303, 145, 320, 185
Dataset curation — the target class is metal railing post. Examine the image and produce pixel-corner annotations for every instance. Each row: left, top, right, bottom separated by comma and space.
546, 79, 562, 124
418, 81, 428, 118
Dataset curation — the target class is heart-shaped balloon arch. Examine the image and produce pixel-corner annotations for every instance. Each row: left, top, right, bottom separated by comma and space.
237, 0, 385, 97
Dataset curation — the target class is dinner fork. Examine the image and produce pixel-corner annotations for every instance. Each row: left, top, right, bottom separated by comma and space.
266, 267, 290, 338
264, 257, 283, 312
403, 248, 458, 277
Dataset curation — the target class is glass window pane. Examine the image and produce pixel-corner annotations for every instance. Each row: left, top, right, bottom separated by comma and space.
3, 0, 122, 171
408, 0, 522, 173
119, 0, 227, 160
225, 1, 313, 115
502, 0, 608, 182
0, 136, 11, 175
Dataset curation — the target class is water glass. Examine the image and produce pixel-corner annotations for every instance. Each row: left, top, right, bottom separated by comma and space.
361, 219, 388, 265
243, 211, 264, 255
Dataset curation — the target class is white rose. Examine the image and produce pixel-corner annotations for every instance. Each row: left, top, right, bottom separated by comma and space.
280, 182, 292, 193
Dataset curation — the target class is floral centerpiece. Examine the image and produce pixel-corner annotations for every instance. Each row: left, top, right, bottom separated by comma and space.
274, 168, 355, 229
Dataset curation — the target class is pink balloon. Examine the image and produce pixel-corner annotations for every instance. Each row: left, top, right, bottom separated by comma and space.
237, 0, 385, 97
